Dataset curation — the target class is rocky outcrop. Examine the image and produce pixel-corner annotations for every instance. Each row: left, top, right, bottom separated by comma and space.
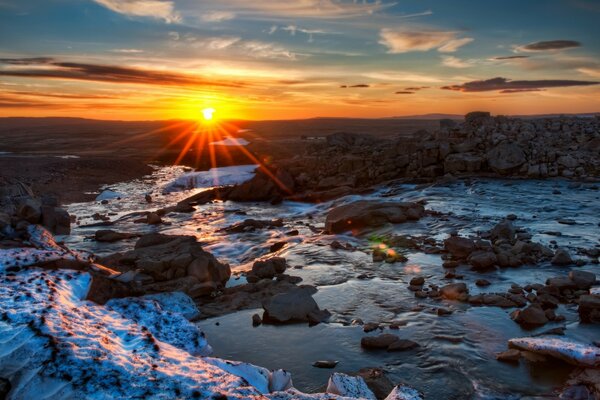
262, 287, 330, 324
325, 201, 425, 233
0, 177, 71, 236
102, 233, 230, 298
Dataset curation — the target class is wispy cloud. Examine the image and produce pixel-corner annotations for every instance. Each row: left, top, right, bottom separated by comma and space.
276, 24, 339, 42
578, 67, 600, 78
492, 55, 529, 60
379, 29, 473, 53
517, 40, 581, 52
363, 71, 443, 83
442, 77, 599, 92
442, 56, 472, 68
0, 57, 243, 88
112, 48, 144, 54
201, 11, 235, 22
206, 0, 396, 19
93, 0, 180, 23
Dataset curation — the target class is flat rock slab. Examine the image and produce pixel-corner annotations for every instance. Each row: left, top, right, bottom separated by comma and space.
508, 337, 600, 367
325, 201, 424, 234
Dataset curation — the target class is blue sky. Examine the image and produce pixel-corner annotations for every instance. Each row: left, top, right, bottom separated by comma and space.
1, 0, 599, 120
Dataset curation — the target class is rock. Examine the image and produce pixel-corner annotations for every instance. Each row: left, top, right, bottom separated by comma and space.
40, 205, 71, 235
326, 372, 376, 399
440, 283, 469, 301
384, 385, 424, 400
251, 257, 286, 279
361, 334, 400, 350
312, 360, 338, 369
496, 349, 521, 363
409, 276, 425, 286
443, 236, 475, 259
146, 212, 162, 225
552, 248, 573, 265
103, 234, 230, 295
222, 218, 283, 233
578, 295, 600, 323
354, 368, 395, 400
363, 322, 380, 333
511, 304, 548, 327
387, 339, 420, 352
569, 270, 596, 290
325, 201, 424, 234
486, 143, 526, 174
443, 153, 483, 173
262, 287, 329, 324
508, 337, 600, 367
326, 132, 377, 149
252, 313, 262, 326
468, 250, 497, 270
465, 111, 491, 125
476, 279, 491, 287
94, 229, 136, 243
490, 219, 516, 241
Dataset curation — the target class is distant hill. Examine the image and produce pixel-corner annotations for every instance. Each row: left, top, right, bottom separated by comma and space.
389, 113, 464, 120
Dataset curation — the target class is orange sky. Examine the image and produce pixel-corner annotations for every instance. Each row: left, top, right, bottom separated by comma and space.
1, 0, 599, 120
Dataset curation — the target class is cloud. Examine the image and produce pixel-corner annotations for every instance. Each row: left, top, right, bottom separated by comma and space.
93, 0, 180, 23
404, 86, 429, 91
208, 1, 396, 19
203, 37, 241, 50
577, 67, 600, 78
379, 29, 473, 53
340, 84, 369, 88
438, 38, 474, 53
201, 11, 235, 22
442, 56, 472, 68
240, 41, 301, 60
493, 55, 529, 60
519, 40, 581, 51
0, 57, 243, 89
112, 49, 144, 54
273, 24, 339, 42
441, 77, 599, 92
364, 71, 443, 83
395, 91, 414, 94
499, 89, 544, 93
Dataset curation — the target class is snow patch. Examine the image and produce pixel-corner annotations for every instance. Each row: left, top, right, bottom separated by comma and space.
384, 386, 424, 400
590, 287, 600, 296
210, 137, 250, 146
163, 164, 258, 193
95, 189, 124, 201
508, 337, 600, 367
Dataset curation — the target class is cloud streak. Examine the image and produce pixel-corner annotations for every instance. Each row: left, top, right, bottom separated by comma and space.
93, 0, 180, 23
519, 40, 581, 51
379, 29, 473, 53
441, 77, 599, 92
0, 58, 243, 89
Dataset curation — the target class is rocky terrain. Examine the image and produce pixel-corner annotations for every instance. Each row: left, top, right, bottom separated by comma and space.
1, 113, 600, 399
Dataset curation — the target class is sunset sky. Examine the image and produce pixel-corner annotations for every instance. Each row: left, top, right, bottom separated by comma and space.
1, 0, 599, 120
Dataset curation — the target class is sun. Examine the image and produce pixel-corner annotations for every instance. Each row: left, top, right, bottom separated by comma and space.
201, 107, 215, 121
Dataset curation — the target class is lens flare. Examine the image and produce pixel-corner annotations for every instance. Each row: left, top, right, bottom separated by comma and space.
202, 107, 215, 121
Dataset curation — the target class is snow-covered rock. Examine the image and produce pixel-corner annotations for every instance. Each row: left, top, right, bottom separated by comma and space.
210, 137, 250, 146
163, 164, 258, 193
0, 264, 419, 399
142, 291, 200, 320
508, 337, 600, 367
95, 189, 124, 201
105, 296, 212, 356
384, 385, 424, 400
326, 373, 377, 399
0, 225, 83, 271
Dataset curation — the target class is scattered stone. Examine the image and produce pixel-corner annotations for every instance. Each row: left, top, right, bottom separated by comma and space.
262, 287, 330, 324
440, 283, 469, 301
252, 313, 262, 326
313, 360, 338, 369
552, 248, 573, 266
511, 304, 548, 327
325, 201, 424, 233
496, 349, 521, 363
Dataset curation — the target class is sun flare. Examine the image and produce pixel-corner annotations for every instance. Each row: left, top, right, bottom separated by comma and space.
201, 107, 215, 121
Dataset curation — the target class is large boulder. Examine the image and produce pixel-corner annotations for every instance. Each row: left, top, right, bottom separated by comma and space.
511, 304, 548, 327
325, 201, 424, 234
262, 287, 330, 324
443, 236, 475, 259
486, 143, 526, 174
440, 283, 469, 301
102, 233, 230, 296
578, 295, 600, 323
